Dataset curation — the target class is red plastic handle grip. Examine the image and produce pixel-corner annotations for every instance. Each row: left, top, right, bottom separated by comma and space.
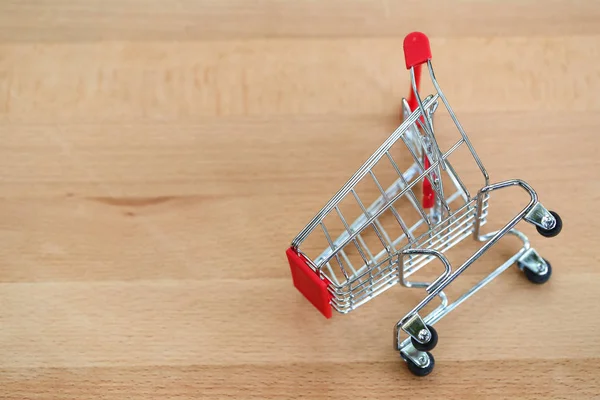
403, 32, 432, 69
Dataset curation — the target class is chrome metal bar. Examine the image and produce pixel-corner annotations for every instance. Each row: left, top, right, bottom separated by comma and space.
320, 222, 350, 280
385, 152, 431, 228
368, 192, 466, 268
324, 262, 339, 285
318, 140, 465, 267
443, 158, 470, 203
351, 189, 394, 259
400, 128, 455, 215
320, 167, 423, 260
339, 249, 359, 276
369, 171, 414, 241
411, 67, 446, 170
292, 95, 440, 248
401, 249, 452, 294
474, 180, 537, 240
426, 60, 489, 185
335, 206, 370, 266
395, 229, 530, 352
399, 179, 538, 326
356, 233, 377, 261
405, 199, 487, 271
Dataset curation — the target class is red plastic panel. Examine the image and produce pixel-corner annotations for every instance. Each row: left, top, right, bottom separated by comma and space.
286, 247, 333, 319
403, 32, 432, 69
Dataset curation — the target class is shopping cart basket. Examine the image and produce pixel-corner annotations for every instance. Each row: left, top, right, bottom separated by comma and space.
285, 32, 563, 376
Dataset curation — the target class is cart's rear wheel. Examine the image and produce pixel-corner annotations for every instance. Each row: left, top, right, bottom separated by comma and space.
536, 211, 562, 238
406, 352, 435, 377
520, 258, 552, 284
411, 324, 438, 352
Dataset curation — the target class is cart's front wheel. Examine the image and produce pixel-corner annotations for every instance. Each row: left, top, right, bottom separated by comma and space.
536, 211, 562, 238
411, 324, 438, 352
520, 258, 552, 284
406, 352, 435, 377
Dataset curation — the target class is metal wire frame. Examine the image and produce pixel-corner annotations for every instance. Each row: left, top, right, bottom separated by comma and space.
291, 94, 441, 249
327, 196, 490, 313
302, 137, 472, 264
287, 33, 562, 376
314, 120, 467, 271
289, 58, 493, 314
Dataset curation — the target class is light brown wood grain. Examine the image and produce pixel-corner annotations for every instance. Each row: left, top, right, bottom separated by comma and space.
1, 37, 599, 123
0, 1, 599, 399
1, 0, 600, 41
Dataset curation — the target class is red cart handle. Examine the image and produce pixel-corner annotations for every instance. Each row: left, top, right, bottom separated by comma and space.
404, 32, 432, 112
403, 32, 432, 70
402, 32, 435, 209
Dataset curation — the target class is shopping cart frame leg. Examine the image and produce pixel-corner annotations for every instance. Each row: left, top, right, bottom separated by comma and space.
517, 247, 549, 275
397, 180, 539, 328
394, 178, 562, 376
394, 228, 532, 375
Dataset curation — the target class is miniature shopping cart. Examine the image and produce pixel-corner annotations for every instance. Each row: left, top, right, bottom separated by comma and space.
285, 32, 563, 376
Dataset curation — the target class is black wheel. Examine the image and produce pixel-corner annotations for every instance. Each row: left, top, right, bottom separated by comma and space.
411, 324, 438, 352
520, 258, 552, 284
536, 211, 562, 238
406, 352, 435, 377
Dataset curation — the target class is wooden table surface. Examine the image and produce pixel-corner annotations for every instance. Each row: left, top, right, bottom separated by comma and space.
1, 1, 599, 399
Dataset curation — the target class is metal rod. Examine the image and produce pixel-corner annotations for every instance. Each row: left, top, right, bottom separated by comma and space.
399, 179, 538, 326
318, 139, 464, 267
292, 94, 440, 248
426, 61, 489, 185
385, 152, 431, 228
